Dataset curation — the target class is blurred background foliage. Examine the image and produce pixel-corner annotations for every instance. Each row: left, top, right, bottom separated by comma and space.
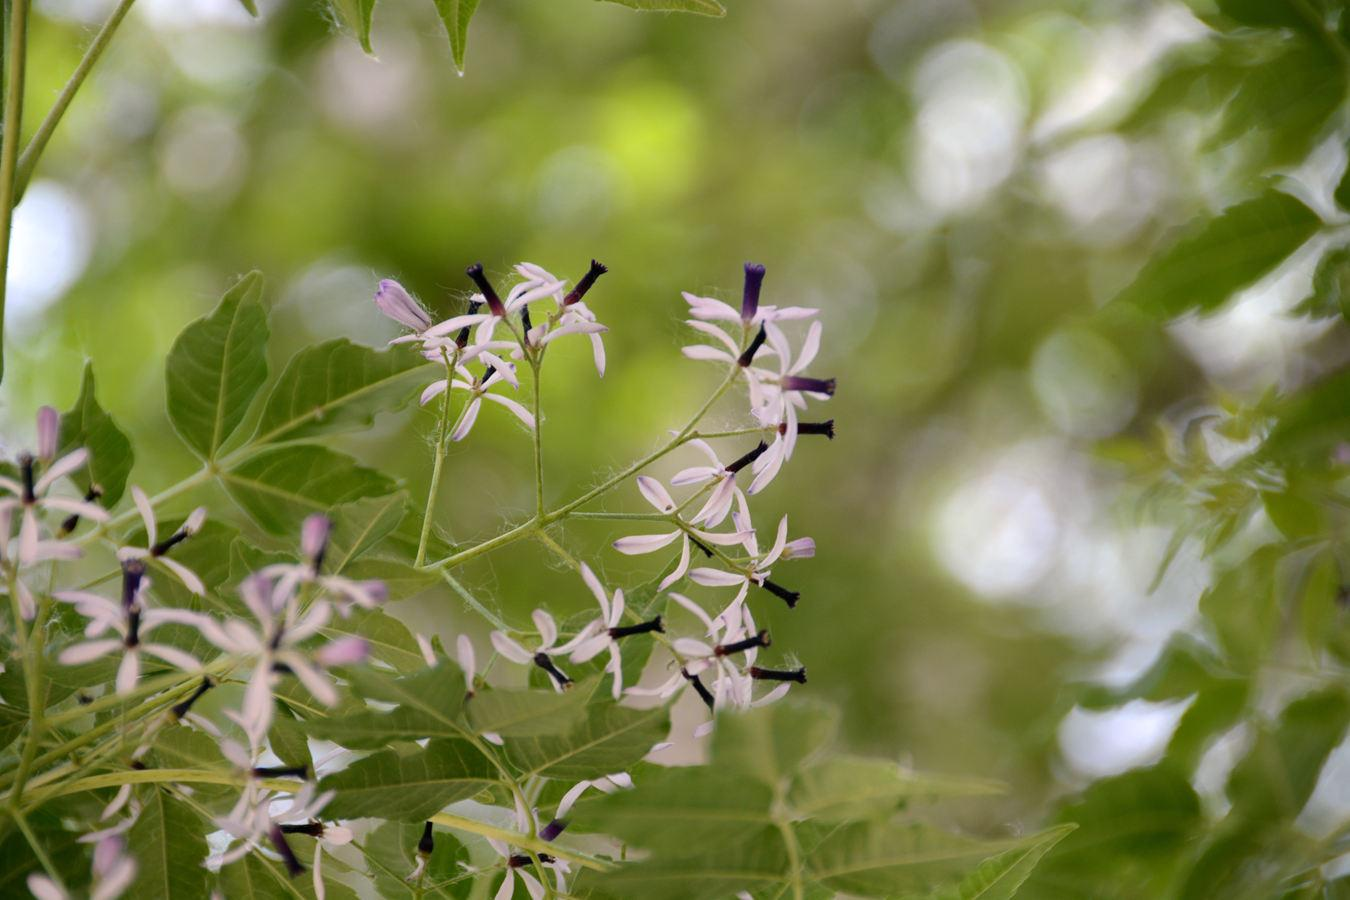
13, 0, 1350, 895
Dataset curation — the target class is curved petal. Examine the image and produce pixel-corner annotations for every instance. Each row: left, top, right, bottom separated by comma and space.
636, 476, 675, 513
612, 531, 681, 555
533, 608, 558, 649
59, 639, 122, 665
491, 631, 535, 665
450, 397, 482, 442
35, 448, 88, 494
131, 486, 156, 546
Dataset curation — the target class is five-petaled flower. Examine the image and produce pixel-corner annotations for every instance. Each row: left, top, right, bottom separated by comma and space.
612, 475, 751, 590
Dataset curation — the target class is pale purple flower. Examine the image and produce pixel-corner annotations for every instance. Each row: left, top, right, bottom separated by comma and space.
0, 413, 106, 567
566, 564, 665, 700
116, 486, 207, 595
670, 439, 768, 527
611, 476, 752, 590
197, 575, 359, 745
375, 279, 434, 333
36, 406, 58, 463
688, 514, 804, 625
490, 608, 596, 691
28, 836, 136, 900
213, 763, 335, 881
420, 364, 534, 442
515, 260, 610, 376
745, 319, 834, 419
259, 515, 387, 616
538, 772, 632, 841
681, 263, 817, 326
55, 561, 209, 694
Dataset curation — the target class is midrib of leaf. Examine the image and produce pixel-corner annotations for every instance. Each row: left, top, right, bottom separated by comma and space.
519, 708, 660, 778
807, 839, 1021, 880
331, 493, 404, 571
211, 298, 249, 458
217, 471, 339, 510
252, 360, 434, 446
319, 622, 421, 670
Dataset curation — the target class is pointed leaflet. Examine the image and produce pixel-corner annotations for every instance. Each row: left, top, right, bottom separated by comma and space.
503, 698, 667, 780
303, 662, 467, 748
582, 828, 788, 900
326, 492, 409, 572
713, 699, 838, 785
466, 679, 590, 737
366, 821, 469, 899
256, 339, 430, 445
58, 362, 134, 505
220, 444, 397, 534
128, 788, 211, 898
320, 607, 426, 673
801, 820, 1009, 897
789, 756, 1004, 821
928, 826, 1076, 900
321, 738, 496, 821
329, 0, 377, 53
597, 0, 727, 15
432, 0, 481, 73
166, 271, 269, 460
1112, 190, 1320, 319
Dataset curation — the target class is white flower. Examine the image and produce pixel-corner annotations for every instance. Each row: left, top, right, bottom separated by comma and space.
744, 319, 834, 419
515, 260, 610, 376
538, 772, 633, 841
490, 608, 596, 691
55, 561, 209, 694
611, 476, 752, 590
116, 486, 207, 595
420, 364, 534, 442
213, 761, 336, 883
28, 836, 136, 900
688, 514, 805, 625
670, 439, 768, 527
566, 564, 665, 700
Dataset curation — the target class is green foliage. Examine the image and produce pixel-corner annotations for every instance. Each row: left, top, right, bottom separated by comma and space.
127, 789, 210, 898
221, 444, 397, 534
432, 0, 482, 73
1113, 190, 1320, 318
58, 362, 133, 505
165, 271, 269, 461
321, 738, 496, 820
597, 0, 727, 15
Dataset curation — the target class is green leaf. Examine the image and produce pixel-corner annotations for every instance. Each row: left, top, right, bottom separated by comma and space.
1198, 545, 1281, 672
576, 766, 776, 851
327, 492, 409, 572
465, 680, 590, 737
1294, 245, 1350, 320
256, 339, 429, 445
1215, 0, 1312, 31
165, 271, 269, 460
503, 698, 667, 779
366, 821, 470, 898
431, 0, 481, 73
1227, 686, 1350, 820
929, 825, 1076, 900
128, 788, 211, 898
321, 738, 496, 821
58, 362, 134, 506
1113, 190, 1320, 319
789, 756, 1004, 821
319, 607, 426, 674
343, 556, 438, 601
1211, 37, 1346, 170
712, 700, 837, 785
304, 663, 467, 748
328, 0, 377, 53
236, 0, 259, 14
0, 809, 85, 896
802, 820, 1004, 896
584, 827, 788, 899
221, 444, 397, 534
596, 0, 727, 16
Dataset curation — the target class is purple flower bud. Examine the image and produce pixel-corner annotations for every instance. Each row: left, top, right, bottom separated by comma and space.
301, 514, 331, 568
466, 264, 507, 318
36, 406, 58, 462
316, 636, 370, 667
375, 279, 433, 332
741, 263, 766, 322
563, 259, 608, 306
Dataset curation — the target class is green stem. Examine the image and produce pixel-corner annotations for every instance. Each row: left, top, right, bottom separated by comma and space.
13, 0, 136, 202
8, 588, 50, 805
531, 358, 545, 518
0, 0, 29, 385
417, 350, 460, 567
544, 367, 739, 521
438, 567, 510, 631
429, 812, 613, 872
9, 806, 66, 892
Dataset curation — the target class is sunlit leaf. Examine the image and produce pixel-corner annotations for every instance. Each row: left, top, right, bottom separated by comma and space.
165, 271, 269, 460
431, 0, 481, 73
596, 0, 726, 16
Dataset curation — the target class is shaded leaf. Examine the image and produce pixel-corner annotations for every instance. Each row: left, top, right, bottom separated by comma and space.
503, 698, 667, 780
789, 755, 1004, 821
304, 663, 467, 748
221, 444, 397, 535
431, 0, 482, 73
929, 825, 1076, 900
128, 788, 210, 898
256, 339, 428, 445
58, 362, 134, 506
1113, 191, 1320, 319
321, 738, 496, 821
597, 0, 726, 16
